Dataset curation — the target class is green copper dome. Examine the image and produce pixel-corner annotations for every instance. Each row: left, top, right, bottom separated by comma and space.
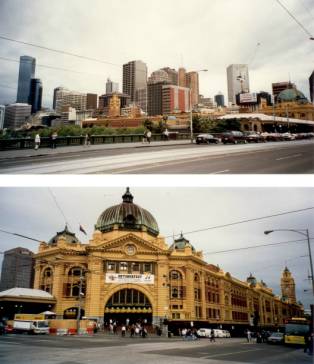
49, 225, 80, 245
277, 87, 308, 103
169, 233, 196, 252
95, 188, 159, 236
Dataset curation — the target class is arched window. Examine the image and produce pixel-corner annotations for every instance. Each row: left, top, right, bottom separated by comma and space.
64, 266, 86, 297
40, 267, 53, 293
194, 273, 200, 282
169, 270, 182, 280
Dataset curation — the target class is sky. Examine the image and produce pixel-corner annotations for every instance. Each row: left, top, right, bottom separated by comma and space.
0, 0, 313, 107
0, 186, 313, 309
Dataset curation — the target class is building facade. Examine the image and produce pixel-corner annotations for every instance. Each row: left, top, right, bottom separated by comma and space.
161, 67, 178, 85
162, 85, 190, 114
0, 105, 5, 129
227, 64, 250, 105
147, 81, 169, 116
54, 88, 87, 114
309, 72, 314, 103
4, 103, 32, 129
106, 78, 119, 94
123, 60, 147, 102
29, 78, 43, 114
33, 189, 303, 331
178, 68, 186, 87
98, 93, 130, 116
86, 93, 98, 110
16, 55, 36, 104
0, 247, 34, 291
186, 71, 199, 107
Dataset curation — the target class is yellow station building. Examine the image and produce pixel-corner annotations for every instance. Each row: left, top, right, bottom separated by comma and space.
33, 188, 303, 331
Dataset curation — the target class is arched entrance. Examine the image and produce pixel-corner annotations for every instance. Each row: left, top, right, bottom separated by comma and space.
104, 288, 152, 326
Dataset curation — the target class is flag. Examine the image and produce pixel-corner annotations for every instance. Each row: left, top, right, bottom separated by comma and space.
79, 224, 87, 235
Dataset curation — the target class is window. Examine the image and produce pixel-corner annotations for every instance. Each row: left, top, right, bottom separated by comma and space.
172, 313, 180, 319
144, 263, 152, 273
120, 262, 128, 271
131, 262, 140, 272
107, 262, 116, 271
170, 270, 182, 280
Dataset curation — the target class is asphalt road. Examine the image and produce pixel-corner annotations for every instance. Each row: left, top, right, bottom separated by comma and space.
0, 140, 313, 174
0, 335, 311, 364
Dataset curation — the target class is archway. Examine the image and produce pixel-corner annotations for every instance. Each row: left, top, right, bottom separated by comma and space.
104, 288, 152, 326
63, 307, 85, 319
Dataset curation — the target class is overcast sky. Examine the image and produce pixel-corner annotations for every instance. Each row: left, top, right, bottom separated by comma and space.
0, 0, 313, 106
0, 186, 313, 309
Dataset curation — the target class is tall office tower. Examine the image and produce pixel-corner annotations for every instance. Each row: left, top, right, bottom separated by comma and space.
161, 67, 178, 85
86, 93, 98, 110
272, 82, 295, 103
147, 81, 169, 116
54, 88, 87, 113
0, 247, 34, 291
186, 71, 199, 107
4, 103, 31, 129
16, 56, 36, 103
162, 85, 190, 114
148, 69, 169, 84
227, 64, 250, 105
53, 86, 64, 110
215, 92, 225, 107
310, 72, 314, 103
123, 60, 147, 102
135, 87, 147, 113
178, 67, 186, 87
280, 267, 296, 304
29, 78, 43, 114
106, 78, 119, 94
0, 105, 5, 129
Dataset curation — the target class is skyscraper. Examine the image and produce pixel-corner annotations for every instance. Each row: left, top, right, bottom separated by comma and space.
123, 60, 147, 102
178, 67, 186, 87
309, 71, 314, 103
16, 56, 36, 103
161, 67, 178, 85
106, 78, 119, 94
186, 71, 199, 107
215, 93, 225, 107
0, 247, 34, 291
29, 78, 43, 114
227, 64, 250, 105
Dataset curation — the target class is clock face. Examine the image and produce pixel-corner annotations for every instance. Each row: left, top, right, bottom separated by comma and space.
125, 244, 136, 256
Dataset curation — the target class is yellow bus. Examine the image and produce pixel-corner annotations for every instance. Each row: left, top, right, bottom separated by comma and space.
284, 318, 309, 345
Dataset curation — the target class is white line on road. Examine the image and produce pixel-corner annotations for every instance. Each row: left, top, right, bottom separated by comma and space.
212, 169, 230, 174
201, 348, 263, 359
276, 154, 302, 161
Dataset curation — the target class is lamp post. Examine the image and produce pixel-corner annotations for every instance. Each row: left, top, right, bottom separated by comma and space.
190, 69, 208, 143
264, 229, 314, 295
76, 269, 86, 334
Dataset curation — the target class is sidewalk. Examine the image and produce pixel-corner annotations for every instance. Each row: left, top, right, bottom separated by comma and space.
0, 139, 191, 160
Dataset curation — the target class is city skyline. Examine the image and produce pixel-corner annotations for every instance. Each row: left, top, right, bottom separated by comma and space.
0, 0, 313, 107
0, 187, 313, 309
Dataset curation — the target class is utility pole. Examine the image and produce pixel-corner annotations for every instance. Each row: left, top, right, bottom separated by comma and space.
76, 271, 84, 334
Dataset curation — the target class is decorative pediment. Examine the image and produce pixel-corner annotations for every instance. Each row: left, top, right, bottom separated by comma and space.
87, 233, 166, 256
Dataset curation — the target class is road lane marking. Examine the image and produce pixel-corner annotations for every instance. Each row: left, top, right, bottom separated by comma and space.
212, 169, 230, 174
201, 348, 263, 359
276, 154, 302, 161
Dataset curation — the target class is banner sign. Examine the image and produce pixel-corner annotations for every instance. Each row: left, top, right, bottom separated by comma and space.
239, 93, 257, 104
105, 273, 154, 284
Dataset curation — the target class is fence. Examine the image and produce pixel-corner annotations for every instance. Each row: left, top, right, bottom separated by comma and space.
0, 133, 192, 151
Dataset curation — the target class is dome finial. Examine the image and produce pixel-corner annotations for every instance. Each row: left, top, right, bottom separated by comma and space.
122, 187, 134, 203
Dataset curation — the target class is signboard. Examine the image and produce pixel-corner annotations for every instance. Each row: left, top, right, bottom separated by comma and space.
239, 93, 257, 104
14, 314, 45, 320
105, 273, 154, 285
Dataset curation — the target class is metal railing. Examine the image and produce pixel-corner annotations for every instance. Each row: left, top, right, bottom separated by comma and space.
0, 133, 192, 151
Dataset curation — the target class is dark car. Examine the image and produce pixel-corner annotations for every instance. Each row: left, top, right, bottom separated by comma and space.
221, 131, 247, 144
196, 134, 220, 144
244, 131, 265, 143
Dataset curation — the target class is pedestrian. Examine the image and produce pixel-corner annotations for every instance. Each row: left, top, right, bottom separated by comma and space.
51, 131, 58, 149
121, 325, 126, 337
146, 129, 152, 144
84, 133, 90, 146
256, 332, 262, 343
130, 324, 135, 338
210, 329, 215, 342
246, 329, 252, 343
142, 130, 147, 143
163, 128, 169, 140
34, 133, 41, 150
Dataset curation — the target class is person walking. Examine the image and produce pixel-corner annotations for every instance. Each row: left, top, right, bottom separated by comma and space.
163, 128, 169, 141
246, 329, 252, 343
121, 325, 126, 337
210, 329, 215, 342
146, 129, 152, 144
51, 131, 58, 149
34, 133, 41, 150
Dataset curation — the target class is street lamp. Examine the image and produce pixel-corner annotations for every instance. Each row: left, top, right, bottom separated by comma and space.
190, 69, 208, 143
264, 229, 314, 295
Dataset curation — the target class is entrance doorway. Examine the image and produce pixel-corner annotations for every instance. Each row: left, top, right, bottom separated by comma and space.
104, 288, 152, 326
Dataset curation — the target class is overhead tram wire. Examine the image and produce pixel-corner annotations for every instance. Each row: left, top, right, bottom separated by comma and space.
0, 35, 121, 67
0, 228, 42, 243
275, 0, 314, 39
48, 188, 73, 232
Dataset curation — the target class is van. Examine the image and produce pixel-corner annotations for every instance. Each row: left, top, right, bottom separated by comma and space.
13, 320, 49, 334
196, 328, 211, 337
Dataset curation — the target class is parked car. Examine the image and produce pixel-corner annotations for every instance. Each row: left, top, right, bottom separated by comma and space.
221, 131, 247, 144
197, 328, 211, 337
281, 132, 295, 141
267, 332, 284, 344
244, 131, 265, 143
195, 134, 220, 144
262, 132, 283, 142
222, 330, 231, 338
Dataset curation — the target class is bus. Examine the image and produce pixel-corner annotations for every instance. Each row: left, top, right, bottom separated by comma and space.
284, 317, 309, 345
